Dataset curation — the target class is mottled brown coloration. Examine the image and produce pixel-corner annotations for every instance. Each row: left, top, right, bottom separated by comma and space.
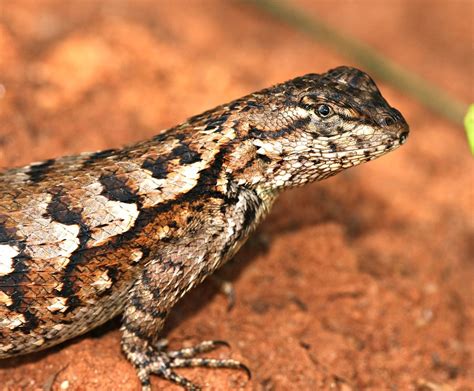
0, 67, 408, 390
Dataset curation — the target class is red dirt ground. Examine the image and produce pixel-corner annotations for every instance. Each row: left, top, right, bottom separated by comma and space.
0, 1, 472, 390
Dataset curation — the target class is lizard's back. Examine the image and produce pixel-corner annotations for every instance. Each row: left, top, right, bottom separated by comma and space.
0, 104, 243, 357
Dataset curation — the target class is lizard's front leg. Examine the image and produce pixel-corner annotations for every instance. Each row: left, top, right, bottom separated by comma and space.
121, 259, 248, 391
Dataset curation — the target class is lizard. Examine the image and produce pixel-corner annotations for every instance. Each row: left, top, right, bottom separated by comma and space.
0, 66, 409, 390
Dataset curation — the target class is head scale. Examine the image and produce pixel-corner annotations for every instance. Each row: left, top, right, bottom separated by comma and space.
232, 66, 409, 189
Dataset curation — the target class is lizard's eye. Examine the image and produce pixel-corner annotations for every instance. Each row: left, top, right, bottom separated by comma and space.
316, 104, 332, 117
299, 96, 334, 118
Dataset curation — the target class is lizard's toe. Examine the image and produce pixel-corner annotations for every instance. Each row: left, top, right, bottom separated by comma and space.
132, 339, 249, 390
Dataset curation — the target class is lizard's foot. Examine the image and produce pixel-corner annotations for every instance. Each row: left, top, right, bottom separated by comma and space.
132, 339, 250, 391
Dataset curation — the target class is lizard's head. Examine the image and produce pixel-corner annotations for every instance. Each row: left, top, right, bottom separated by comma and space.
238, 66, 409, 189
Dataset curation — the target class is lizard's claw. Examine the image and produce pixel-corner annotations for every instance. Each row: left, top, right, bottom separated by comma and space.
210, 276, 236, 311
134, 340, 250, 391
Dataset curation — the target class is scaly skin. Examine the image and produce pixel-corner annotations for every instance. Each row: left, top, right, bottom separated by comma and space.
0, 66, 409, 390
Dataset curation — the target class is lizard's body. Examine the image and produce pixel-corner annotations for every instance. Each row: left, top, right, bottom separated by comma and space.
0, 67, 408, 389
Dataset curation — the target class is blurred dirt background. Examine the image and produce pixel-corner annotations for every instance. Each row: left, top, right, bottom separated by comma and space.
0, 0, 472, 390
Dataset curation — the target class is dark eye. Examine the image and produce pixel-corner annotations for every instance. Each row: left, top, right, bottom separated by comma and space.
317, 104, 332, 117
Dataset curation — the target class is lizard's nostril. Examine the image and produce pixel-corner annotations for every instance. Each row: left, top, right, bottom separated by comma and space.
399, 131, 409, 144
383, 116, 395, 127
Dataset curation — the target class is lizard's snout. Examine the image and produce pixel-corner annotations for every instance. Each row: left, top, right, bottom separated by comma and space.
399, 131, 409, 145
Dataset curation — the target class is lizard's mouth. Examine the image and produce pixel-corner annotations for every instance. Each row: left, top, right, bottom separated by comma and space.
317, 127, 409, 169
386, 126, 410, 151
325, 129, 408, 157
377, 128, 409, 151
357, 121, 409, 156
399, 131, 409, 145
